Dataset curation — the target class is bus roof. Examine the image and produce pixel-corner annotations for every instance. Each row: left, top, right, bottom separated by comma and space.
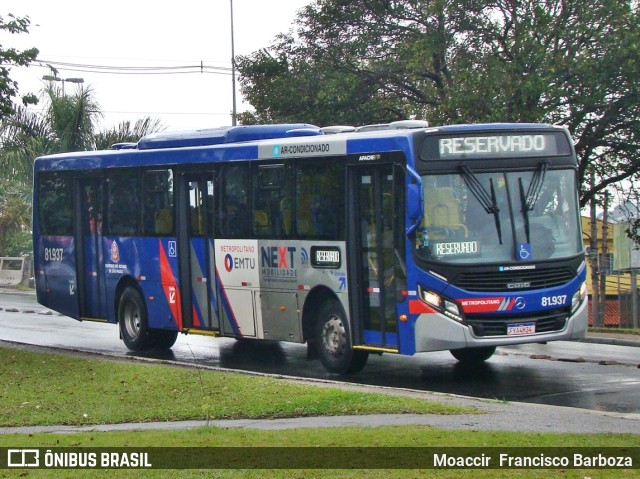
33, 121, 566, 172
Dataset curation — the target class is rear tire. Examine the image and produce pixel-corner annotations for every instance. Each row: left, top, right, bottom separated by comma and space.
450, 346, 496, 363
315, 299, 368, 374
118, 287, 154, 351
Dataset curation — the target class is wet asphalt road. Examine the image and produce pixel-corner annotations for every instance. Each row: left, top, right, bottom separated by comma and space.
1, 290, 639, 415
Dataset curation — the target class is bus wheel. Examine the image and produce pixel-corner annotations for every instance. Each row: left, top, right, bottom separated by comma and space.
118, 287, 153, 351
315, 300, 368, 374
151, 329, 179, 349
449, 346, 496, 363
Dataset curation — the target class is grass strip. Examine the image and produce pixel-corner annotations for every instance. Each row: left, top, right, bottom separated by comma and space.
0, 347, 473, 427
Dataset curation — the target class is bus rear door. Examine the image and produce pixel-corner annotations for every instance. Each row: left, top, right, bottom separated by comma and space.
348, 163, 405, 352
75, 176, 107, 320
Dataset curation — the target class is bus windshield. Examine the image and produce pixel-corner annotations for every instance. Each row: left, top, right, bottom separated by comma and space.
415, 167, 583, 264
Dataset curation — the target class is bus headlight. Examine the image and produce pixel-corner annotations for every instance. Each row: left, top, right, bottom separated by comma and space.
571, 282, 588, 313
420, 289, 441, 309
419, 287, 464, 322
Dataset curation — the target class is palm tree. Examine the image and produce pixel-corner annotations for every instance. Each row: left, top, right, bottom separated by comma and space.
44, 82, 102, 153
0, 104, 52, 183
0, 82, 101, 184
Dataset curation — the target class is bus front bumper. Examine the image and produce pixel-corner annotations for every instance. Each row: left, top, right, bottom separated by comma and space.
414, 299, 589, 353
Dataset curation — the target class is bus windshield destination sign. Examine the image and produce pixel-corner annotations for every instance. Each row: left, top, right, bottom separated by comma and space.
440, 135, 548, 156
421, 132, 569, 160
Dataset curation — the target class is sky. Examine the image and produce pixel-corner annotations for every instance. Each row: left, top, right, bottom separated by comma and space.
3, 0, 312, 132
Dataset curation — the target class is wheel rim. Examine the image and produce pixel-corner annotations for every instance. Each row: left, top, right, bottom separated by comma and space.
321, 315, 347, 358
123, 300, 141, 339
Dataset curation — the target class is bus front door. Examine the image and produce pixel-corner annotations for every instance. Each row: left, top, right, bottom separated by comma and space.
349, 163, 405, 352
178, 174, 220, 331
75, 176, 107, 320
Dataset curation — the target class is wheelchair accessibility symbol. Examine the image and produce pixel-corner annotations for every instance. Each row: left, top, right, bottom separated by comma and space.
517, 243, 532, 261
168, 241, 177, 257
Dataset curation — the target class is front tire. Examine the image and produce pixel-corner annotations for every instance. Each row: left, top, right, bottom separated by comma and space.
315, 300, 368, 374
151, 329, 179, 349
118, 287, 154, 351
450, 346, 496, 363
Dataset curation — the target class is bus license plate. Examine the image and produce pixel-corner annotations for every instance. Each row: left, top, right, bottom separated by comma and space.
507, 322, 535, 336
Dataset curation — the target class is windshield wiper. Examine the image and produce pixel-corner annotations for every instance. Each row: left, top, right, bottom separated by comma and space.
459, 165, 503, 244
518, 162, 548, 243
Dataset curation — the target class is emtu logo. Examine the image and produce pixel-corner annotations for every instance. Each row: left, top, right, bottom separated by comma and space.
224, 254, 234, 272
223, 254, 256, 272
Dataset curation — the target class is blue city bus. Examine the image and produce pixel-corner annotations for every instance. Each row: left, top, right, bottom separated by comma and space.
33, 121, 588, 374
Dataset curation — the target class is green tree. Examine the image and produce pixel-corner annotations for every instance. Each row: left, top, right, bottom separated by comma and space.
236, 46, 397, 126
0, 13, 38, 117
237, 0, 640, 209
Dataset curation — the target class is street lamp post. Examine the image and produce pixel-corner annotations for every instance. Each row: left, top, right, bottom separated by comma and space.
42, 75, 84, 95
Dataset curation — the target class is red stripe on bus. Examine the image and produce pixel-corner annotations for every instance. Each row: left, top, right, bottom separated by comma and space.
408, 299, 437, 314
159, 240, 182, 330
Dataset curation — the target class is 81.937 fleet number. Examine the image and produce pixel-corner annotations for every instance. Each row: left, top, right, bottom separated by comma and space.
541, 295, 567, 307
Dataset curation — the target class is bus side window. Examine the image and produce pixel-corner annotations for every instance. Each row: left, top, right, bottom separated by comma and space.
106, 170, 141, 237
37, 172, 74, 236
254, 164, 290, 238
295, 167, 314, 237
143, 169, 174, 236
217, 164, 250, 238
295, 161, 344, 240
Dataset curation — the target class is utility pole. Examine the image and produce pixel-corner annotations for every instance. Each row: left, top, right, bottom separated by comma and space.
589, 184, 600, 328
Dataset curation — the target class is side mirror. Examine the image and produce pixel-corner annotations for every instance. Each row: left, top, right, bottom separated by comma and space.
405, 166, 423, 237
